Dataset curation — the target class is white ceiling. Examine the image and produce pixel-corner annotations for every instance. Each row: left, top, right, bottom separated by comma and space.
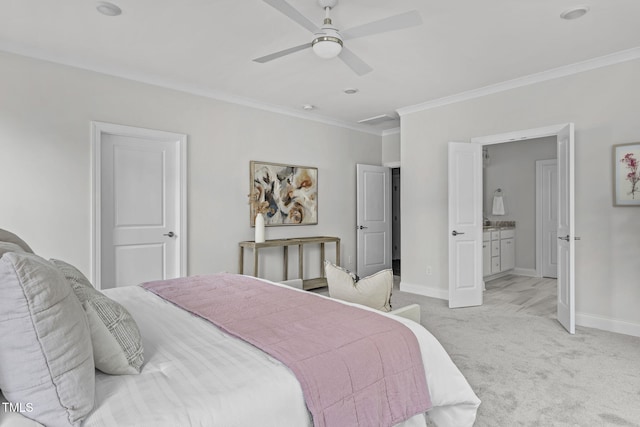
1, 0, 639, 134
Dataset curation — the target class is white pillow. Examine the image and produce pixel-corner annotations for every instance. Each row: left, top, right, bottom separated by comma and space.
0, 241, 25, 258
51, 259, 144, 375
0, 228, 34, 253
0, 252, 95, 427
325, 262, 393, 312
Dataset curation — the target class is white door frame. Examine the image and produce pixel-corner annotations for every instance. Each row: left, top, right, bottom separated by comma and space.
472, 123, 575, 332
91, 121, 188, 289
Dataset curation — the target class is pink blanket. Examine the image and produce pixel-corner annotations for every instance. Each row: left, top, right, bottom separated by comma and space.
142, 273, 431, 427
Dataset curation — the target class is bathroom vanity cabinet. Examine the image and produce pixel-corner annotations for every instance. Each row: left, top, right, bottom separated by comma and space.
483, 227, 515, 277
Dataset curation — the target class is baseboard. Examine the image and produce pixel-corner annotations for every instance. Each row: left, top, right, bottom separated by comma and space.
483, 271, 510, 281
484, 268, 538, 281
512, 268, 538, 277
399, 281, 448, 300
576, 312, 640, 338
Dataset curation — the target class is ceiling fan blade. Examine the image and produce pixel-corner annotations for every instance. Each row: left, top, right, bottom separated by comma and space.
341, 10, 422, 41
263, 0, 319, 33
338, 47, 373, 76
253, 43, 312, 63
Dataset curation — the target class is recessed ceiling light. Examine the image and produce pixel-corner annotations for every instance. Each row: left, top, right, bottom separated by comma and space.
344, 88, 359, 95
302, 104, 315, 111
560, 6, 589, 20
96, 2, 122, 17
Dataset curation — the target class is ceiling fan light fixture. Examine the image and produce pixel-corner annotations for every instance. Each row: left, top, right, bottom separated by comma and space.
312, 36, 343, 59
254, 0, 421, 76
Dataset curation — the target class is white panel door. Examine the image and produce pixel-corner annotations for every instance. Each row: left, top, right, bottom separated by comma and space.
95, 123, 187, 289
539, 159, 558, 278
356, 164, 392, 278
556, 124, 575, 334
448, 142, 483, 308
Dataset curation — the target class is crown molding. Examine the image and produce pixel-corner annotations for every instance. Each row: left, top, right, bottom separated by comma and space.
397, 47, 640, 117
6, 42, 639, 137
0, 44, 386, 137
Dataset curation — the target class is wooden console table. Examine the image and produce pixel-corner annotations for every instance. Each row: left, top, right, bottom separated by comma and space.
238, 236, 340, 290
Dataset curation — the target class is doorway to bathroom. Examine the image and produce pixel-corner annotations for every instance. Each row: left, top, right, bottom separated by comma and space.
482, 137, 557, 279
449, 122, 576, 333
481, 139, 559, 321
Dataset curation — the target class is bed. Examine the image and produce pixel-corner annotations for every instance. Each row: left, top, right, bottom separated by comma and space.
0, 240, 480, 427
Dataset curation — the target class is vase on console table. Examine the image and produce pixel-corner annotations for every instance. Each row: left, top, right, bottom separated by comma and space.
254, 213, 265, 243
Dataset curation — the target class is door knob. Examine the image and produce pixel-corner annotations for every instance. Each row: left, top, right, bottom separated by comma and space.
356, 225, 368, 230
163, 231, 176, 238
451, 230, 465, 236
558, 235, 581, 241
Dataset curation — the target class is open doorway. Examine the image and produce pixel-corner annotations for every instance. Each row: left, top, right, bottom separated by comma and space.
482, 137, 557, 279
481, 141, 558, 319
449, 123, 576, 333
392, 168, 401, 277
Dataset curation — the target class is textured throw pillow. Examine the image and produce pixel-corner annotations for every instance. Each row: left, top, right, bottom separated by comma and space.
0, 228, 34, 253
51, 259, 144, 375
0, 252, 95, 427
325, 262, 393, 312
0, 241, 25, 257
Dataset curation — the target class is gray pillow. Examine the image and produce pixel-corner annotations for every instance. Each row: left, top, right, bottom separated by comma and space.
0, 252, 95, 427
0, 228, 34, 253
0, 241, 25, 258
51, 259, 144, 375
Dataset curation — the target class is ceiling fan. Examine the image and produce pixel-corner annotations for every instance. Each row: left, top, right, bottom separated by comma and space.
253, 0, 422, 76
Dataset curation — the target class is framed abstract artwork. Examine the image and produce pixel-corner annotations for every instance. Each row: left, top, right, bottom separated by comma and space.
249, 161, 318, 226
613, 142, 640, 206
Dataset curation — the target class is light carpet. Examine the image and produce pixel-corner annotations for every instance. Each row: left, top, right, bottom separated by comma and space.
390, 278, 640, 427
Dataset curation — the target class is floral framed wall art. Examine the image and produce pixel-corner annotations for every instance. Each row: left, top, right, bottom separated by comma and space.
249, 161, 318, 226
613, 142, 640, 206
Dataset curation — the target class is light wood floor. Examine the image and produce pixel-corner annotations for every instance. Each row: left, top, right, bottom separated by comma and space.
484, 274, 557, 318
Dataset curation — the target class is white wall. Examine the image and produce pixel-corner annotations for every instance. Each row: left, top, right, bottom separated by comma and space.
382, 131, 401, 165
0, 52, 381, 282
484, 136, 556, 270
400, 58, 640, 334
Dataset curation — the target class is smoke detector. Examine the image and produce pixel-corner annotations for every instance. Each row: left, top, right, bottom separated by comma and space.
96, 2, 122, 16
560, 6, 589, 20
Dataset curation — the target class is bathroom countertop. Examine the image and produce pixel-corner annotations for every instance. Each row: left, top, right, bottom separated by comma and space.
483, 221, 516, 231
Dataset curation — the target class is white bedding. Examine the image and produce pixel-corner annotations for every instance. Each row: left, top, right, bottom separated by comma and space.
1, 281, 479, 427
